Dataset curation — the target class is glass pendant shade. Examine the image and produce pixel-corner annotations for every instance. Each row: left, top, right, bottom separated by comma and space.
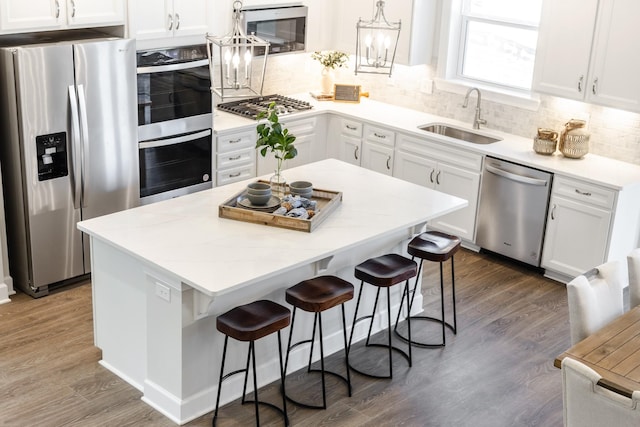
355, 0, 401, 77
206, 0, 270, 100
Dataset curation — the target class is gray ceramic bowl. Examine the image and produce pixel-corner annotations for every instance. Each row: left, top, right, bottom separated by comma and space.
289, 181, 313, 198
247, 182, 271, 195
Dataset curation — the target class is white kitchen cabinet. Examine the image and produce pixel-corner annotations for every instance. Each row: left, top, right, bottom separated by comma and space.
333, 117, 363, 166
393, 134, 482, 241
361, 124, 395, 176
533, 0, 640, 112
127, 0, 210, 48
256, 116, 326, 177
331, 0, 436, 66
215, 127, 256, 187
0, 0, 124, 33
541, 176, 614, 278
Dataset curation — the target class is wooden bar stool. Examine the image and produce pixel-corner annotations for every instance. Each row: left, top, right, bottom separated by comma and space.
395, 231, 461, 347
348, 253, 417, 379
213, 300, 291, 427
283, 275, 354, 409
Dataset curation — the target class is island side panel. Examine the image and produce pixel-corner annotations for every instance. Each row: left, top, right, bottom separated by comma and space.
91, 237, 147, 390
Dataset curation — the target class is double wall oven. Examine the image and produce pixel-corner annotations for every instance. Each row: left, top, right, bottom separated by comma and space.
137, 44, 213, 205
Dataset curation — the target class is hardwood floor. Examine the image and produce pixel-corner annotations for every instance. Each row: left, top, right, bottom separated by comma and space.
0, 249, 569, 426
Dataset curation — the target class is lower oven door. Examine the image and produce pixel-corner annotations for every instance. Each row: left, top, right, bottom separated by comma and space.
139, 129, 213, 205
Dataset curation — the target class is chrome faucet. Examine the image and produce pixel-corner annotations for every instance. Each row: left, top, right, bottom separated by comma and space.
462, 87, 487, 129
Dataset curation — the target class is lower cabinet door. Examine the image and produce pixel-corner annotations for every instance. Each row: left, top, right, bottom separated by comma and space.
541, 195, 612, 277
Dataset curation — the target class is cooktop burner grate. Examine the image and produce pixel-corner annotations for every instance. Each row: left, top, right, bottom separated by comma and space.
217, 94, 313, 119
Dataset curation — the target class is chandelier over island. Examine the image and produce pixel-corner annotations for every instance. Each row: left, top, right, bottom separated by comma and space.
206, 0, 270, 100
355, 0, 401, 77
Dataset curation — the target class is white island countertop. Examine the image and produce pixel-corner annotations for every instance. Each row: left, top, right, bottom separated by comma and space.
78, 159, 466, 298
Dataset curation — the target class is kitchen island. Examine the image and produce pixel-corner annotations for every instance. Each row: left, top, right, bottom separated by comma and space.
77, 159, 466, 425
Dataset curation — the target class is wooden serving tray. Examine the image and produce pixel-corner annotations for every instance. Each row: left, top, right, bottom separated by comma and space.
218, 181, 342, 232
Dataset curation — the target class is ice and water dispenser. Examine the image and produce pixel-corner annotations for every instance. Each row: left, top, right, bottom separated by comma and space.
36, 132, 68, 181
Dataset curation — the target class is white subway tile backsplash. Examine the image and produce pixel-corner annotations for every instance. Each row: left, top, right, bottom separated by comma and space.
262, 54, 640, 166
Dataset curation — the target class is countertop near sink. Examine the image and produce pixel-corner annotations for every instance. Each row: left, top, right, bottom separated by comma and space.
213, 94, 640, 191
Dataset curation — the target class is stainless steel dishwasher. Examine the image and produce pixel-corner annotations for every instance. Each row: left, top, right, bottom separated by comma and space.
476, 156, 553, 267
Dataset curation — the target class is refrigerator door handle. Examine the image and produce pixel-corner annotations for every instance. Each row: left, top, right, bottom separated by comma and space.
77, 84, 90, 209
68, 85, 82, 210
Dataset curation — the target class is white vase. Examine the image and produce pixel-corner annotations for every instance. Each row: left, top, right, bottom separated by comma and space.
321, 67, 334, 95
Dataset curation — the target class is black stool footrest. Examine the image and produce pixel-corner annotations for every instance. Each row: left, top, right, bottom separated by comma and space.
348, 342, 412, 379
394, 315, 457, 348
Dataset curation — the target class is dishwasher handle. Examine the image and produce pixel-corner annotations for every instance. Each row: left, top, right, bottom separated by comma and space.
485, 164, 548, 186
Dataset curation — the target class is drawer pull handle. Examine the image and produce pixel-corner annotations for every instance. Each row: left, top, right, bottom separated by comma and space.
592, 77, 598, 95
228, 155, 241, 161
167, 14, 173, 30
374, 132, 386, 139
229, 138, 241, 144
55, 0, 60, 18
175, 13, 180, 30
354, 146, 359, 160
229, 172, 241, 178
386, 156, 391, 170
346, 125, 357, 131
70, 0, 76, 17
551, 204, 556, 220
436, 170, 441, 185
575, 189, 592, 197
430, 169, 435, 183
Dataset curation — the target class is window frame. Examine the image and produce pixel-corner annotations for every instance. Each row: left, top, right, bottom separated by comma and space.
435, 0, 541, 110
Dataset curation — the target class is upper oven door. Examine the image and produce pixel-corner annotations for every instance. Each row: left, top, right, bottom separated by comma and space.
137, 59, 212, 140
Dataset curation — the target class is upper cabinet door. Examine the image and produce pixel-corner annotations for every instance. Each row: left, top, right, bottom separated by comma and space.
0, 0, 124, 33
532, 0, 598, 100
66, 0, 124, 28
128, 0, 173, 40
533, 0, 640, 112
587, 0, 640, 112
172, 0, 209, 37
0, 0, 65, 32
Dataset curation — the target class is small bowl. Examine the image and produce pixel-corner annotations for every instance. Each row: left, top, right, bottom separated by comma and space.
246, 193, 272, 206
289, 181, 313, 198
247, 182, 271, 195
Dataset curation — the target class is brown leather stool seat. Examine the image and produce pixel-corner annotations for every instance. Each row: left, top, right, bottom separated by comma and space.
348, 253, 417, 379
395, 231, 461, 348
283, 275, 353, 409
213, 300, 291, 426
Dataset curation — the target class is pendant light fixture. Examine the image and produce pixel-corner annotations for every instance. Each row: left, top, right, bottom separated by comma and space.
355, 0, 401, 77
206, 0, 270, 100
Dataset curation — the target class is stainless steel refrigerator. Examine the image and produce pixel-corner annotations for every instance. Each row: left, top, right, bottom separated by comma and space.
0, 37, 138, 297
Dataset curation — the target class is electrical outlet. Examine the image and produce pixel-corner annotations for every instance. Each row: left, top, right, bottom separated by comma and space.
155, 282, 171, 302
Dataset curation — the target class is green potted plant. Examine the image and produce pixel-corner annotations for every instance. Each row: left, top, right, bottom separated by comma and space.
255, 101, 297, 196
311, 50, 349, 94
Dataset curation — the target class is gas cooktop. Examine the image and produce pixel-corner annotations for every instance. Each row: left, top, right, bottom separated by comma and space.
216, 95, 313, 119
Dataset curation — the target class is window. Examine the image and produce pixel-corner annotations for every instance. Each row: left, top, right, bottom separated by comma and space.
439, 0, 543, 96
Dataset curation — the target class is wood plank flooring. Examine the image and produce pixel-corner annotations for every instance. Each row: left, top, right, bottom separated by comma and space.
0, 249, 569, 426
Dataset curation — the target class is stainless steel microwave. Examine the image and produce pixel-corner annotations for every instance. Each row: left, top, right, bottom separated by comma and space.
241, 4, 308, 55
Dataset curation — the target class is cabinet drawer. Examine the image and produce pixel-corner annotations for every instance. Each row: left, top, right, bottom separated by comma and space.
217, 130, 255, 153
340, 118, 362, 137
363, 124, 395, 147
396, 133, 482, 172
552, 176, 616, 210
282, 117, 316, 136
217, 164, 255, 186
216, 147, 255, 169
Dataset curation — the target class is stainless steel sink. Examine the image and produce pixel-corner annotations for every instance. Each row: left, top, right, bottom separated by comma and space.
418, 123, 502, 144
